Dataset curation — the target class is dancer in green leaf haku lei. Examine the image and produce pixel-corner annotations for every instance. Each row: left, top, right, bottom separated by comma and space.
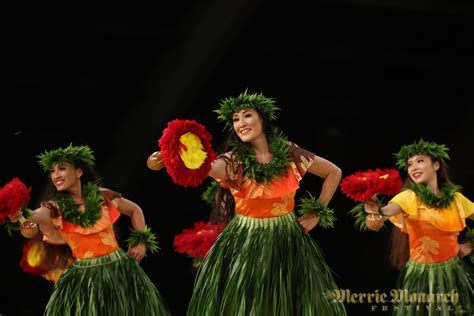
364, 139, 474, 315
8, 144, 170, 316
149, 90, 346, 315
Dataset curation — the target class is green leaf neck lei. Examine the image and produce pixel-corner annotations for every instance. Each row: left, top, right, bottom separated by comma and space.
409, 182, 460, 209
230, 131, 290, 183
52, 182, 103, 227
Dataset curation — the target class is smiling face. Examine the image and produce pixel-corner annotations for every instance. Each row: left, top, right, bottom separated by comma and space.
232, 108, 265, 143
50, 161, 83, 192
407, 155, 439, 185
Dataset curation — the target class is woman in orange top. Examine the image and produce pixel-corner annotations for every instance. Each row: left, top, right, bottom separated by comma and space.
365, 139, 474, 315
10, 144, 170, 316
187, 90, 346, 315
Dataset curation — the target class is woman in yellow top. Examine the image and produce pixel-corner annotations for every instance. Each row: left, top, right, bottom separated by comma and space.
187, 91, 346, 315
365, 139, 474, 315
10, 144, 170, 316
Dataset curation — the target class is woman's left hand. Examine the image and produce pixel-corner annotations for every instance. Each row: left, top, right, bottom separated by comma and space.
458, 240, 473, 258
127, 243, 147, 262
8, 208, 24, 223
298, 214, 320, 234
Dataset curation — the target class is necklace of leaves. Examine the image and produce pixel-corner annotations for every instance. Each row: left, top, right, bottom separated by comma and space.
230, 130, 290, 183
52, 182, 103, 227
409, 182, 460, 209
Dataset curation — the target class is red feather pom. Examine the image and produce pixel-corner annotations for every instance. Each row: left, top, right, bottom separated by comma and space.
0, 178, 31, 224
373, 168, 403, 196
173, 221, 224, 260
340, 168, 402, 202
340, 170, 380, 202
159, 119, 217, 187
19, 237, 49, 276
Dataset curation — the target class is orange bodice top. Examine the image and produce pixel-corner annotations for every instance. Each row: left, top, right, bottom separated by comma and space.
389, 190, 474, 264
216, 142, 316, 218
42, 189, 122, 259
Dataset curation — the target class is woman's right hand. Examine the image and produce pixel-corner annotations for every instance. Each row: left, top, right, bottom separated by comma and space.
364, 198, 386, 231
8, 209, 23, 223
364, 199, 380, 215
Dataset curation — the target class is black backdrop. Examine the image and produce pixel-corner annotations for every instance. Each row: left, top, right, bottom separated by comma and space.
1, 2, 474, 315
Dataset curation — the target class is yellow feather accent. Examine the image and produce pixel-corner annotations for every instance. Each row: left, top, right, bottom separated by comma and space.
27, 241, 46, 267
179, 132, 208, 169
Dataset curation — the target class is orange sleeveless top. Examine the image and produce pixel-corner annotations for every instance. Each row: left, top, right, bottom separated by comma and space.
217, 142, 316, 218
42, 189, 122, 259
389, 190, 474, 264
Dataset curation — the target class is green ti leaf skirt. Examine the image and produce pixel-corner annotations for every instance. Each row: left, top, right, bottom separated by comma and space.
187, 212, 347, 316
392, 256, 474, 315
44, 248, 170, 316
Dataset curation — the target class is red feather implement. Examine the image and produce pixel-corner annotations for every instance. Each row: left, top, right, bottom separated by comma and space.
340, 168, 402, 202
19, 237, 49, 276
340, 168, 403, 232
173, 221, 224, 264
159, 119, 217, 187
0, 178, 31, 224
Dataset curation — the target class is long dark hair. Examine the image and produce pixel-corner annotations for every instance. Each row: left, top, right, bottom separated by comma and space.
388, 158, 455, 270
209, 108, 279, 225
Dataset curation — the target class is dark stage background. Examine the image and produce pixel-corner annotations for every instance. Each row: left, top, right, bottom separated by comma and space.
1, 2, 474, 315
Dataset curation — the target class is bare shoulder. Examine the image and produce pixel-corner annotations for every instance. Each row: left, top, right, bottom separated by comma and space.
99, 187, 122, 201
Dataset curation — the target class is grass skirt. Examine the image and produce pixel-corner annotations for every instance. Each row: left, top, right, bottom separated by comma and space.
392, 256, 474, 315
187, 212, 346, 315
44, 248, 170, 316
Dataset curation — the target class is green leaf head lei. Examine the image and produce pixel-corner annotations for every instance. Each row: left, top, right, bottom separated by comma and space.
214, 89, 281, 131
394, 139, 450, 171
37, 143, 96, 172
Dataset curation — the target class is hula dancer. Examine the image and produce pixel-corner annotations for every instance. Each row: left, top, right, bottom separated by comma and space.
364, 139, 474, 315
8, 144, 170, 315
150, 90, 347, 315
